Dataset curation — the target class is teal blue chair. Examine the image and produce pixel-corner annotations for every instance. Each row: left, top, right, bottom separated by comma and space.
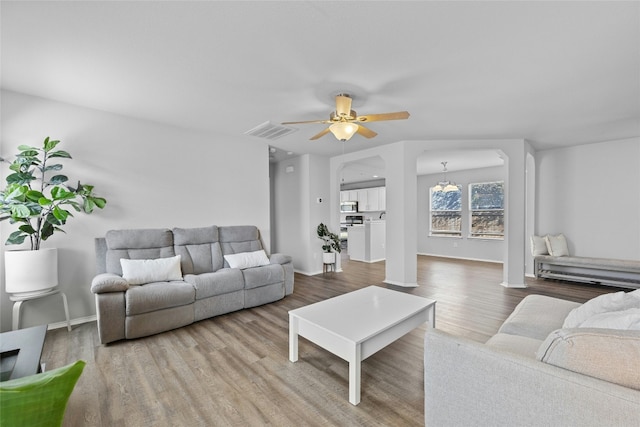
0, 360, 85, 427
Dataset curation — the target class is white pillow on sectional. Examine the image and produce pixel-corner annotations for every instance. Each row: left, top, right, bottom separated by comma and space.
120, 255, 182, 285
578, 308, 640, 330
544, 233, 569, 256
530, 235, 549, 256
563, 290, 640, 328
224, 250, 271, 269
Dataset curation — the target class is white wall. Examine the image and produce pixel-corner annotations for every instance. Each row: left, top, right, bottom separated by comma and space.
536, 137, 640, 259
272, 153, 331, 275
417, 166, 505, 262
0, 90, 271, 331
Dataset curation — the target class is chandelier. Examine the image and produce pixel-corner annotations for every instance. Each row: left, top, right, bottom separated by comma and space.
433, 161, 459, 192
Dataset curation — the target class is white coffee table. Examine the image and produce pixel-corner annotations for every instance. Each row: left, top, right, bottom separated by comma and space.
289, 286, 436, 405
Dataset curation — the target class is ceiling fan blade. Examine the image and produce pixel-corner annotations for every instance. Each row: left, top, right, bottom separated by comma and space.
310, 127, 331, 140
335, 94, 352, 118
281, 119, 330, 125
356, 125, 377, 139
356, 111, 410, 122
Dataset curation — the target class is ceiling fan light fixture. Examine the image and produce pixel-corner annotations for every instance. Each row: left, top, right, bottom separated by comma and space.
329, 122, 358, 141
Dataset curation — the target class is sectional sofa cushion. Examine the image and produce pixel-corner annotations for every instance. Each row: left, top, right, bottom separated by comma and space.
125, 281, 195, 315
242, 263, 284, 290
219, 226, 263, 267
536, 328, 640, 390
183, 269, 245, 300
173, 226, 224, 274
497, 294, 581, 340
105, 229, 175, 275
485, 333, 544, 358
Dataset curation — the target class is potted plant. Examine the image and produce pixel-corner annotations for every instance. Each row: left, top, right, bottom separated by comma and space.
317, 223, 341, 264
0, 137, 107, 296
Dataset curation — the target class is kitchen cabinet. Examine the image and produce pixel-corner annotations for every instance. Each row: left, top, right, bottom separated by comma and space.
341, 186, 386, 211
340, 190, 358, 202
357, 189, 368, 208
378, 187, 386, 211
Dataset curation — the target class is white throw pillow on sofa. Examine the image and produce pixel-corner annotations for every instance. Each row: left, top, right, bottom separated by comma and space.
224, 250, 271, 269
530, 235, 549, 256
544, 234, 569, 256
578, 308, 640, 330
120, 255, 183, 285
563, 289, 640, 328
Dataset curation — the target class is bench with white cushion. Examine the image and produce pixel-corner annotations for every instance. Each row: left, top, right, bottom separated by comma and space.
534, 255, 640, 289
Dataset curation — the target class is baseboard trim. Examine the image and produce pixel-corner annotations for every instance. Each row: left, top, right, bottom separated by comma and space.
48, 315, 96, 330
384, 279, 419, 288
417, 252, 503, 264
499, 282, 528, 289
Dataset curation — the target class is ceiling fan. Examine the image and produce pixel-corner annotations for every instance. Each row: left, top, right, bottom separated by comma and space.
282, 94, 410, 141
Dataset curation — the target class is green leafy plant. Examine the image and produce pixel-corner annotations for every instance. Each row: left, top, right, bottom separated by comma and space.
0, 137, 107, 250
316, 223, 341, 254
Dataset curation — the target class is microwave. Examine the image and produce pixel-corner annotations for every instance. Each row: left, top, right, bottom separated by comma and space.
340, 201, 358, 213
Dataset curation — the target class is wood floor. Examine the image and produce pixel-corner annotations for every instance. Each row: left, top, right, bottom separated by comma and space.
42, 255, 623, 427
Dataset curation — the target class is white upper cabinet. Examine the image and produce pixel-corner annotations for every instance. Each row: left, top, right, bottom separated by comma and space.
340, 187, 386, 211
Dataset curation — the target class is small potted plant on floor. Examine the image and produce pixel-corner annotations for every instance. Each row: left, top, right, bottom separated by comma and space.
0, 137, 107, 296
317, 223, 341, 265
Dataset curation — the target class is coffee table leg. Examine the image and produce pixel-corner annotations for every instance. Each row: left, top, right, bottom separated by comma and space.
289, 315, 298, 362
348, 343, 362, 405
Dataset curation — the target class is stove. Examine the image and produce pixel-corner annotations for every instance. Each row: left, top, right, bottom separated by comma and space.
343, 215, 364, 226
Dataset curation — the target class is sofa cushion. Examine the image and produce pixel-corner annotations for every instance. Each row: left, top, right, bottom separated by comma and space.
242, 264, 284, 290
498, 295, 581, 340
105, 229, 175, 275
125, 281, 195, 315
120, 255, 183, 285
183, 269, 244, 300
485, 333, 543, 359
536, 328, 640, 390
219, 226, 263, 267
173, 226, 224, 274
563, 290, 640, 328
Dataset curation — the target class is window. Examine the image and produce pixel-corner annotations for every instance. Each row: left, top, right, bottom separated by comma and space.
469, 181, 504, 239
430, 186, 462, 237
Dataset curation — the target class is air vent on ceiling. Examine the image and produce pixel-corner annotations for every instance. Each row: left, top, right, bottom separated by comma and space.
244, 121, 297, 140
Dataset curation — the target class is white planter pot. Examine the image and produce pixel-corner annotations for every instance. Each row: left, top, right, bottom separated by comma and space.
322, 252, 336, 264
5, 248, 59, 297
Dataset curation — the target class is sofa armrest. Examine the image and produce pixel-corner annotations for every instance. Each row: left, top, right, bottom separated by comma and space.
91, 273, 129, 294
424, 329, 640, 427
269, 253, 292, 265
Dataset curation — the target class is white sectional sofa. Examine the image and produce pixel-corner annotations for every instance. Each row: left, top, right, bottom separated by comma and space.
425, 292, 640, 426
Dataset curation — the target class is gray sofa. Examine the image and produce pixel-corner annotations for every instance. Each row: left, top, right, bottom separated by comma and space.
425, 294, 640, 426
91, 225, 294, 344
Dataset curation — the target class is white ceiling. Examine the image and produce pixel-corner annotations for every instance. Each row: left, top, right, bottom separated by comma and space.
2, 1, 639, 183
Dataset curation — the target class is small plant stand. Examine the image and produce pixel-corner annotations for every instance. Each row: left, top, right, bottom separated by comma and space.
10, 289, 71, 331
322, 252, 337, 274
